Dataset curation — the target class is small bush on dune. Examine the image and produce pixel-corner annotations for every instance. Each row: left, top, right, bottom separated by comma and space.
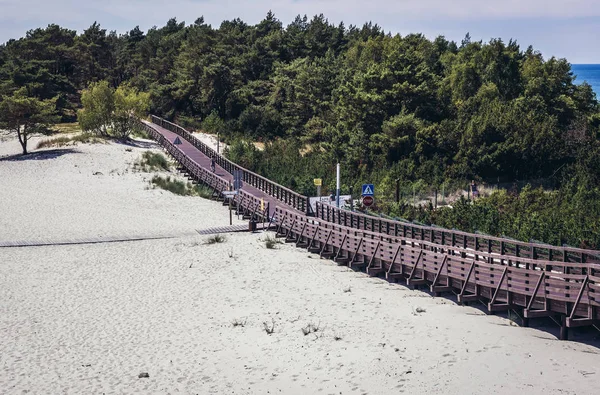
136, 151, 170, 172
193, 184, 214, 199
150, 174, 216, 199
263, 233, 283, 249
151, 175, 188, 195
131, 128, 151, 140
205, 234, 227, 245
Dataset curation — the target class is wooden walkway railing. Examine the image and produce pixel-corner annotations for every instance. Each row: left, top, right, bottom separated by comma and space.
139, 116, 600, 339
150, 115, 311, 215
274, 206, 600, 340
315, 202, 600, 267
139, 119, 270, 222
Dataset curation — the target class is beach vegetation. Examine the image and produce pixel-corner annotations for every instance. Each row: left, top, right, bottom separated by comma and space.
1, 16, 600, 247
150, 174, 215, 199
231, 318, 247, 327
205, 234, 227, 244
0, 89, 59, 154
301, 322, 321, 336
263, 318, 276, 335
136, 151, 170, 171
78, 81, 150, 139
263, 233, 283, 249
36, 133, 104, 149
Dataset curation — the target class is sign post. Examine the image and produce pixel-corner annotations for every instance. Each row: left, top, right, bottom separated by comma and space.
314, 178, 322, 199
336, 163, 341, 208
361, 184, 375, 210
223, 190, 238, 225
232, 170, 243, 219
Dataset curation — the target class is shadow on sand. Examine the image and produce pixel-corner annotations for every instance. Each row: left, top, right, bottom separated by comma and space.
116, 138, 159, 150
0, 148, 81, 162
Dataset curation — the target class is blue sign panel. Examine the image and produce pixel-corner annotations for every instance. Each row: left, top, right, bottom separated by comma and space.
362, 184, 374, 196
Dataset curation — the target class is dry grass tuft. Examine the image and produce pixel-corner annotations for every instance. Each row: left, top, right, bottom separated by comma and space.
301, 322, 321, 336
232, 318, 247, 328
36, 133, 104, 149
263, 318, 275, 335
205, 234, 227, 245
263, 233, 283, 249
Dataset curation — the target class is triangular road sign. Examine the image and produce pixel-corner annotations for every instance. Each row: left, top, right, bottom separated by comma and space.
362, 184, 374, 196
174, 137, 182, 145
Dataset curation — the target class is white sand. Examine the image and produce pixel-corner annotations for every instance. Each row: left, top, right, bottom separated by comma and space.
0, 137, 243, 242
1, 137, 600, 394
192, 131, 227, 154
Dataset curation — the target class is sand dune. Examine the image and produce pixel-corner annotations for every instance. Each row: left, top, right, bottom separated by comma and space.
1, 138, 599, 394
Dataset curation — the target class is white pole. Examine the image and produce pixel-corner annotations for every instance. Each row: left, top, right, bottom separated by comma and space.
336, 163, 341, 208
217, 132, 220, 155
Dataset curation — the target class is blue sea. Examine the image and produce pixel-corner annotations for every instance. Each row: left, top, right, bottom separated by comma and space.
572, 64, 600, 96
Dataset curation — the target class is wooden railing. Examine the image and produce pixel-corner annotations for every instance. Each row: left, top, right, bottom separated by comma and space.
140, 115, 600, 338
150, 115, 311, 215
139, 120, 269, 221
274, 206, 600, 339
315, 202, 600, 267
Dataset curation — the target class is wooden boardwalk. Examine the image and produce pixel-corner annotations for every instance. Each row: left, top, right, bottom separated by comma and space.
147, 121, 286, 218
141, 116, 600, 341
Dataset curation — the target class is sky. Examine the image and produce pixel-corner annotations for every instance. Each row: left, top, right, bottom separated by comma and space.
1, 0, 599, 63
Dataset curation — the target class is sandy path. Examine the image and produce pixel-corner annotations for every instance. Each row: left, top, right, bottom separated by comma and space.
1, 137, 599, 394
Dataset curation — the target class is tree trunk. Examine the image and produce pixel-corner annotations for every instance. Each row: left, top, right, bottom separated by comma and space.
16, 126, 28, 155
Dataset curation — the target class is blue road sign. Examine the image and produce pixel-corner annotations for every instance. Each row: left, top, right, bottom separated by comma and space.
362, 184, 374, 196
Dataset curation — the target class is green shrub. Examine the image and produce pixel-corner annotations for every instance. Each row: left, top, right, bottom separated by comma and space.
151, 175, 189, 195
137, 151, 170, 172
193, 184, 214, 199
131, 128, 151, 140
150, 175, 216, 199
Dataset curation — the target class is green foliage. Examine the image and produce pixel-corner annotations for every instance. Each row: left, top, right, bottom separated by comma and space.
136, 151, 170, 172
201, 110, 225, 135
0, 88, 59, 154
3, 14, 600, 248
78, 81, 150, 139
150, 175, 215, 199
193, 184, 215, 199
391, 184, 600, 249
78, 80, 114, 136
0, 25, 78, 120
151, 175, 189, 195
